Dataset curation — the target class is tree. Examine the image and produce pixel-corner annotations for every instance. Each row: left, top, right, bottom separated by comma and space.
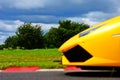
44, 20, 89, 48
0, 44, 5, 50
4, 36, 18, 48
5, 23, 44, 49
44, 28, 58, 48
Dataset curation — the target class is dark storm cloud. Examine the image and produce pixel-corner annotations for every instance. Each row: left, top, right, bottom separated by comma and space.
0, 0, 117, 23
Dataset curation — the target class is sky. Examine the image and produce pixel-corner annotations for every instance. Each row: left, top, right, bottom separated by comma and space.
0, 0, 120, 44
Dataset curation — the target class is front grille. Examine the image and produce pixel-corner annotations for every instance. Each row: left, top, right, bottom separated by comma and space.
64, 45, 92, 62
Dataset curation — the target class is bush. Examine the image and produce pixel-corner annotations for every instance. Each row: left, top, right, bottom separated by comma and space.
0, 44, 5, 50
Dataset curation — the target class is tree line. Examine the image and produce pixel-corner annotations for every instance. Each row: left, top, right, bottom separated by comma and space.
0, 20, 89, 49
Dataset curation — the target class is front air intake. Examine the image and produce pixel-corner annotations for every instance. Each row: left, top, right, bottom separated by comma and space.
64, 45, 92, 62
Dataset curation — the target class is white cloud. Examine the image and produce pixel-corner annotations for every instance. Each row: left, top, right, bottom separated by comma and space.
0, 36, 6, 39
66, 11, 119, 26
67, 17, 99, 26
0, 20, 23, 32
32, 22, 58, 33
37, 23, 58, 31
0, 20, 24, 44
0, 36, 8, 44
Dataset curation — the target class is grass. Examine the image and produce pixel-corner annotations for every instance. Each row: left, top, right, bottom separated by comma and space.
0, 49, 64, 70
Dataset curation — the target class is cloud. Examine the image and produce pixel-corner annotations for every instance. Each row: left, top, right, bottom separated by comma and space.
66, 11, 119, 26
35, 23, 58, 33
0, 20, 23, 32
0, 0, 45, 9
0, 0, 119, 23
0, 36, 7, 44
0, 0, 115, 12
0, 0, 65, 9
67, 17, 98, 26
0, 20, 23, 44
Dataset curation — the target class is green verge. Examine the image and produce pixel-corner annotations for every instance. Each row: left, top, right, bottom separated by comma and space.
0, 49, 64, 70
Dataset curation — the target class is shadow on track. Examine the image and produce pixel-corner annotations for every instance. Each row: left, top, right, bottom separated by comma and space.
65, 72, 120, 77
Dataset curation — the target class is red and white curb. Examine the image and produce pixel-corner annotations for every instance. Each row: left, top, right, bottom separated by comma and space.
0, 69, 112, 72
0, 69, 64, 72
0, 70, 2, 72
36, 69, 64, 72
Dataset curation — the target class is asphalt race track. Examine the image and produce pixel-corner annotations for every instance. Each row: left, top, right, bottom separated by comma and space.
0, 70, 120, 80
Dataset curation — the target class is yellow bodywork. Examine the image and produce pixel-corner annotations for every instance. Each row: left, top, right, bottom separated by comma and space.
59, 16, 120, 67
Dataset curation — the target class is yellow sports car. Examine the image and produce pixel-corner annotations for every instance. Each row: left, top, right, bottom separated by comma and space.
58, 16, 120, 70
